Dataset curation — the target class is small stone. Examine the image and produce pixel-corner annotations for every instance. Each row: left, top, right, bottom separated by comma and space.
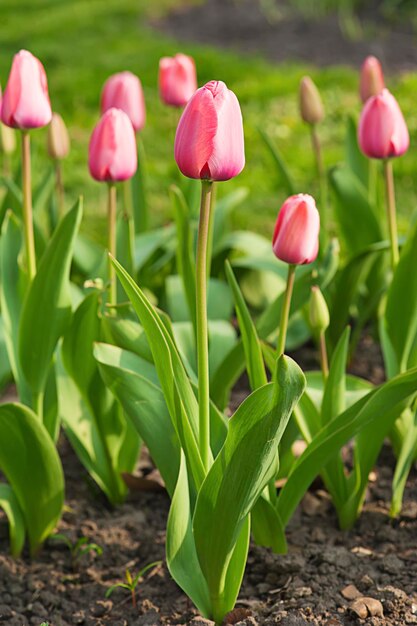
341, 584, 361, 600
188, 618, 214, 626
350, 597, 384, 619
256, 583, 270, 594
360, 574, 374, 588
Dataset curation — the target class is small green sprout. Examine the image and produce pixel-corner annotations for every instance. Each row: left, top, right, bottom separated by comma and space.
50, 533, 103, 568
105, 560, 162, 608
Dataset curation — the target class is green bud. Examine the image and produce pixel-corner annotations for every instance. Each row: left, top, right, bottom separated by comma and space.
309, 286, 329, 334
299, 76, 324, 125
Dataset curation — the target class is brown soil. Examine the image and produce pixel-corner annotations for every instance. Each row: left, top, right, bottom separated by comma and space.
153, 0, 417, 71
1, 336, 416, 625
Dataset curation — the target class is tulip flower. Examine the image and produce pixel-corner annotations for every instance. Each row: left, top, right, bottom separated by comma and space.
1, 50, 52, 281
174, 79, 244, 470
101, 71, 145, 132
1, 50, 52, 130
159, 53, 197, 107
299, 76, 324, 126
89, 108, 137, 306
359, 56, 385, 103
174, 80, 245, 182
358, 89, 409, 268
272, 194, 320, 356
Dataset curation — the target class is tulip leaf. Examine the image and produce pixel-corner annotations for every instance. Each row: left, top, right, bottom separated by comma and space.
0, 483, 25, 557
330, 165, 383, 255
132, 137, 148, 233
258, 127, 296, 195
19, 198, 83, 402
345, 115, 369, 188
390, 409, 417, 517
0, 402, 64, 555
193, 356, 305, 620
111, 255, 206, 490
94, 342, 180, 497
384, 219, 417, 373
170, 185, 196, 330
277, 366, 417, 527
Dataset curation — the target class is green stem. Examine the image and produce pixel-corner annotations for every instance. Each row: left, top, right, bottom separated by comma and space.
206, 182, 217, 280
21, 131, 36, 280
33, 391, 44, 422
383, 159, 399, 269
107, 183, 117, 306
196, 179, 213, 472
55, 161, 65, 217
319, 330, 329, 381
277, 264, 296, 357
311, 124, 327, 239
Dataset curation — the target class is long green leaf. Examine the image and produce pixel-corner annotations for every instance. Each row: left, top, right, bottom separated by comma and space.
193, 356, 305, 620
0, 483, 25, 557
276, 366, 417, 527
19, 198, 83, 399
258, 127, 296, 195
110, 255, 205, 490
0, 403, 64, 555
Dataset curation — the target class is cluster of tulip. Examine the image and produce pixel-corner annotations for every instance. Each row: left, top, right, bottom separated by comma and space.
1, 45, 417, 626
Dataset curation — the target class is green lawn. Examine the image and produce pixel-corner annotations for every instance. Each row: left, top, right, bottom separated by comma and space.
2, 0, 416, 243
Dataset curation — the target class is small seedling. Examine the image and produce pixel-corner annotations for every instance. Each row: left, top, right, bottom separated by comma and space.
105, 560, 162, 608
50, 533, 103, 569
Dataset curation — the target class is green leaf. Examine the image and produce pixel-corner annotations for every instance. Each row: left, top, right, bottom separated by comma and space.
258, 127, 296, 195
0, 211, 30, 403
73, 233, 106, 280
110, 256, 205, 490
132, 137, 148, 233
0, 403, 64, 555
95, 342, 180, 497
134, 225, 175, 274
384, 219, 417, 372
0, 483, 25, 557
170, 185, 196, 330
329, 165, 382, 255
116, 210, 135, 302
251, 495, 287, 553
225, 260, 267, 390
321, 327, 350, 425
345, 115, 369, 188
166, 452, 212, 617
193, 356, 305, 620
19, 198, 83, 398
276, 366, 417, 527
391, 409, 417, 517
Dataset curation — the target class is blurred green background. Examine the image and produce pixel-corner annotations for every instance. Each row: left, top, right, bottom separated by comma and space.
1, 0, 416, 242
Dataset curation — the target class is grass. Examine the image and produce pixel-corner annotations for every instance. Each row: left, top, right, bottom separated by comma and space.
1, 0, 416, 243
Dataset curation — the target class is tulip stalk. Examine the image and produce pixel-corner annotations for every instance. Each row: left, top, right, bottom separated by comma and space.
55, 161, 65, 217
277, 264, 296, 357
107, 183, 117, 306
196, 179, 213, 471
21, 130, 37, 280
319, 331, 329, 380
383, 159, 399, 269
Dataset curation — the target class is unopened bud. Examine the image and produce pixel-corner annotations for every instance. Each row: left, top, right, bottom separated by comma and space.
359, 56, 384, 103
47, 112, 70, 160
309, 286, 329, 334
0, 123, 16, 155
299, 76, 324, 125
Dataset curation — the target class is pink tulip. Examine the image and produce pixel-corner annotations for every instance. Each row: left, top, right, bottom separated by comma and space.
360, 56, 385, 103
174, 80, 245, 181
159, 53, 197, 107
272, 194, 320, 265
358, 88, 409, 159
89, 108, 137, 182
1, 50, 52, 129
101, 71, 145, 132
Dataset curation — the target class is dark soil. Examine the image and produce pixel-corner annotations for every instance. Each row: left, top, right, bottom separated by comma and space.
0, 335, 416, 626
152, 0, 417, 71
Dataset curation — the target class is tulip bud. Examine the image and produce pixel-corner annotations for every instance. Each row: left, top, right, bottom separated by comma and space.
358, 88, 409, 159
101, 71, 145, 132
159, 53, 197, 107
0, 124, 16, 155
309, 286, 330, 334
359, 56, 384, 103
174, 80, 245, 181
272, 194, 320, 265
299, 76, 324, 125
47, 113, 70, 160
1, 50, 52, 129
88, 108, 137, 182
